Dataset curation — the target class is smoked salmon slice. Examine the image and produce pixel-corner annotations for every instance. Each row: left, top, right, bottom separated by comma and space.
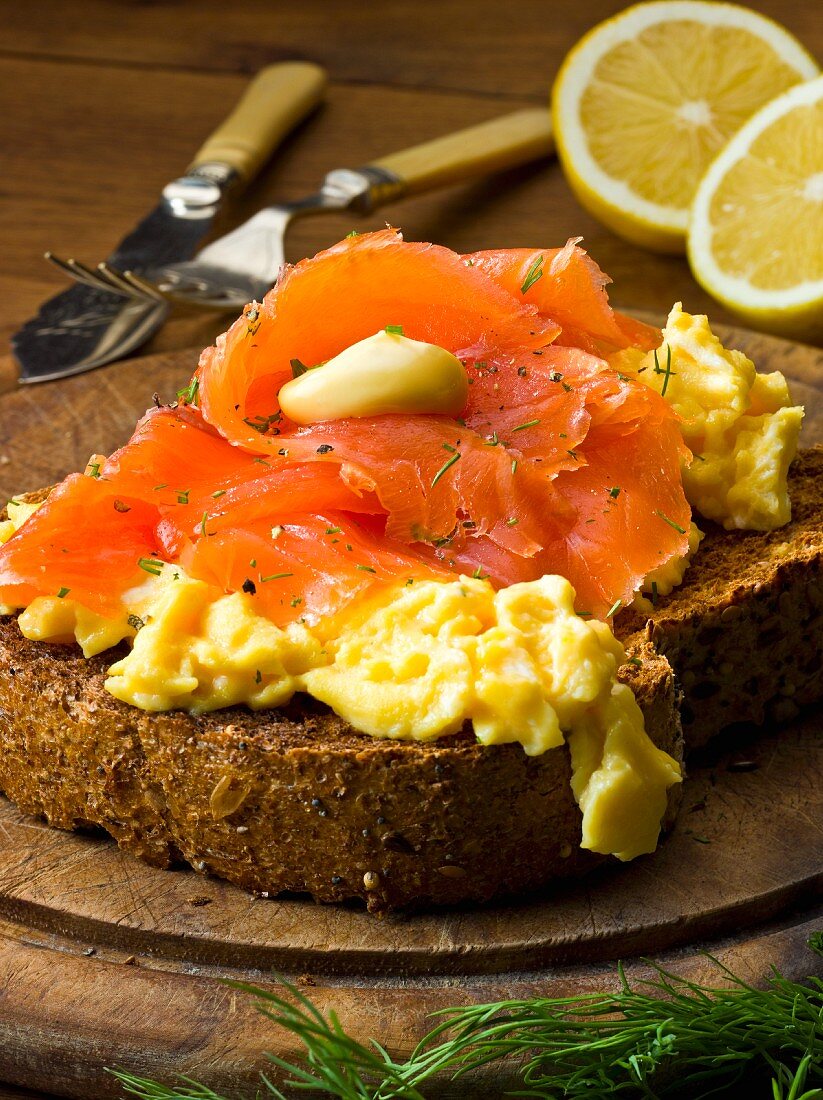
0, 475, 161, 616
466, 238, 660, 354
0, 230, 690, 625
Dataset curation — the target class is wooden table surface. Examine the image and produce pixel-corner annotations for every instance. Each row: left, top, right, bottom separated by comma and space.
1, 3, 821, 1096
3, 0, 822, 394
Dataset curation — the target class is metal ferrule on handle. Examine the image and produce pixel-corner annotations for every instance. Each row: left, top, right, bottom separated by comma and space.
320, 166, 406, 213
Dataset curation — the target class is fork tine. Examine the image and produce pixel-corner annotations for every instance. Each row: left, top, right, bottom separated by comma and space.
96, 262, 159, 302
118, 268, 169, 303
45, 252, 118, 294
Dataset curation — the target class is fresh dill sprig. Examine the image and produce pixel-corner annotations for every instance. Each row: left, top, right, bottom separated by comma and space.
110, 937, 823, 1100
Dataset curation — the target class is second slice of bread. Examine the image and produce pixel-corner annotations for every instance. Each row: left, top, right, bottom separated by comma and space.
617, 446, 823, 749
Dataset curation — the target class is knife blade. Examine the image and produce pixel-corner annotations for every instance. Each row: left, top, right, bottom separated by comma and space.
13, 62, 327, 384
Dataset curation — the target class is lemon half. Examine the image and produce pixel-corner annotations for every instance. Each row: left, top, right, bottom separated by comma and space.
552, 1, 818, 253
688, 76, 823, 340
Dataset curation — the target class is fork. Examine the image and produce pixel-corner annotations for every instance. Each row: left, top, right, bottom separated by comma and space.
47, 109, 554, 311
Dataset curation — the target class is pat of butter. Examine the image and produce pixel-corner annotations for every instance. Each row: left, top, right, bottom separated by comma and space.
278, 330, 468, 424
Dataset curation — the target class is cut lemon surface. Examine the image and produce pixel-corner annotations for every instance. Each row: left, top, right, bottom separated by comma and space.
689, 76, 823, 340
552, 1, 818, 253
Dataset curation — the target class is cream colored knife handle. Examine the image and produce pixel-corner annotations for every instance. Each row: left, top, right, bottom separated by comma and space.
366, 108, 554, 199
190, 62, 327, 183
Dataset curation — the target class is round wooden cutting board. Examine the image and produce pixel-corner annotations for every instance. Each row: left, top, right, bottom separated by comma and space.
0, 326, 821, 1099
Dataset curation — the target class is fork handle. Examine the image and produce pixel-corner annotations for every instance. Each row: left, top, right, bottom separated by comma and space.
363, 108, 554, 201
190, 62, 327, 184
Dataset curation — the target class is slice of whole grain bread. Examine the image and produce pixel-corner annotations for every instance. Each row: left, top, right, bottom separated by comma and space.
0, 620, 679, 912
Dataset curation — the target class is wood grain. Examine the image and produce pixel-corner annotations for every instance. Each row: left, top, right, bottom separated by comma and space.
3, 0, 820, 96
0, 331, 820, 1097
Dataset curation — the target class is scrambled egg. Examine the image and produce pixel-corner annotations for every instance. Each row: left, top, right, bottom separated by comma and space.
106, 569, 322, 711
614, 304, 804, 531
304, 575, 680, 860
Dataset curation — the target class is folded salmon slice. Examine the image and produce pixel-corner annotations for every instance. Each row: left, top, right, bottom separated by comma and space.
466, 239, 660, 354
0, 230, 690, 625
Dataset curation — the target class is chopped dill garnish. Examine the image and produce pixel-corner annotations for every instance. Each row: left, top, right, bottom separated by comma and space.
609, 486, 621, 499
346, 229, 359, 238
212, 489, 226, 499
431, 451, 461, 487
520, 253, 545, 294
511, 418, 540, 432
127, 614, 145, 632
243, 411, 282, 435
385, 324, 404, 336
290, 358, 309, 378
176, 376, 200, 406
87, 462, 101, 479
442, 442, 458, 453
325, 526, 342, 535
653, 343, 676, 397
511, 459, 518, 475
176, 489, 190, 504
651, 580, 659, 606
254, 669, 262, 684
56, 586, 70, 599
506, 517, 519, 526
606, 599, 622, 618
472, 567, 489, 579
260, 572, 294, 582
199, 511, 209, 536
138, 557, 164, 576
356, 564, 377, 573
627, 655, 642, 667
576, 610, 593, 618
655, 509, 687, 534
